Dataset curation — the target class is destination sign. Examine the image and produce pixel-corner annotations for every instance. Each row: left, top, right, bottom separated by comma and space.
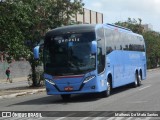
51, 37, 80, 44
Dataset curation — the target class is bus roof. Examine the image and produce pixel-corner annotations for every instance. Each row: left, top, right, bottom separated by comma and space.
104, 23, 133, 33
46, 24, 142, 37
47, 24, 96, 35
104, 23, 143, 38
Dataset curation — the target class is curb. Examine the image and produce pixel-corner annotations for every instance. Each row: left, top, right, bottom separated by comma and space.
0, 88, 46, 100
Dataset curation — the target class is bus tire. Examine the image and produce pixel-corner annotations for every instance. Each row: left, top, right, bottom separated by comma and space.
101, 78, 111, 97
134, 72, 141, 87
137, 74, 142, 86
61, 94, 71, 101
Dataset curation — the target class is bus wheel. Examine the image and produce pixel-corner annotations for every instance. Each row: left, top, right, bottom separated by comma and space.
137, 74, 142, 86
61, 94, 71, 101
101, 78, 111, 97
134, 73, 141, 87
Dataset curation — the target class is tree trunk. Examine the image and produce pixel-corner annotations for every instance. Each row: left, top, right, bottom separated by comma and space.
29, 58, 37, 87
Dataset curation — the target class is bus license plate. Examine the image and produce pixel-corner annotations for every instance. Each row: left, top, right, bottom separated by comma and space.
64, 86, 73, 91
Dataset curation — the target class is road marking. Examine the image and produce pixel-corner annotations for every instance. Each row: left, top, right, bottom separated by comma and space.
106, 117, 125, 120
125, 117, 133, 120
126, 117, 151, 120
92, 117, 105, 120
55, 117, 66, 120
139, 85, 151, 91
80, 117, 90, 120
80, 112, 101, 120
54, 113, 76, 120
106, 117, 116, 120
129, 101, 148, 103
144, 117, 152, 120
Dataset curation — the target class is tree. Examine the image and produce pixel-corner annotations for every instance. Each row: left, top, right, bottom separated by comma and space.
0, 0, 84, 86
143, 31, 160, 68
115, 18, 144, 34
0, 0, 29, 60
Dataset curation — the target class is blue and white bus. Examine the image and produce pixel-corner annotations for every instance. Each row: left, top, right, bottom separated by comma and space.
34, 24, 146, 100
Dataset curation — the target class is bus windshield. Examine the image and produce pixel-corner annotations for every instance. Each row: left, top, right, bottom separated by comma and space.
44, 32, 96, 76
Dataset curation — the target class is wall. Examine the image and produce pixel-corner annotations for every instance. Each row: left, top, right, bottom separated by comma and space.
90, 10, 97, 24
71, 8, 103, 24
97, 12, 103, 24
0, 61, 31, 79
84, 8, 90, 24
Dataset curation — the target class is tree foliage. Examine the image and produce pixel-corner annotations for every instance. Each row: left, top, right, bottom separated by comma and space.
115, 18, 144, 34
0, 1, 29, 59
0, 0, 84, 86
115, 18, 160, 69
143, 31, 160, 68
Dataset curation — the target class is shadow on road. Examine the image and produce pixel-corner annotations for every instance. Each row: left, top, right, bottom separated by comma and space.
111, 83, 137, 95
11, 93, 100, 106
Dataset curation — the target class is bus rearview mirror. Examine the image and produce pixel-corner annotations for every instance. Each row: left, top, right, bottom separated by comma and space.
34, 46, 40, 60
91, 41, 97, 54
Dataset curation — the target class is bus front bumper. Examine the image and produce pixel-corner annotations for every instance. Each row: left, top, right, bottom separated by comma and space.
45, 80, 100, 95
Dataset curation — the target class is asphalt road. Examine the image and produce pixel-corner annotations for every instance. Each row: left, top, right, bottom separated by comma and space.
0, 69, 160, 120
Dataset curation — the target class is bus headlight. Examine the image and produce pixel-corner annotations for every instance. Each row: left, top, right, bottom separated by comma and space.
83, 75, 95, 83
45, 79, 55, 85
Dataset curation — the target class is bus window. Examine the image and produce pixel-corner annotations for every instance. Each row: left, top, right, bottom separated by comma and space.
97, 28, 105, 74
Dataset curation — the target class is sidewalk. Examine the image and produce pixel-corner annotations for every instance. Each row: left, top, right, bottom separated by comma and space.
0, 87, 45, 99
0, 77, 45, 99
0, 76, 27, 84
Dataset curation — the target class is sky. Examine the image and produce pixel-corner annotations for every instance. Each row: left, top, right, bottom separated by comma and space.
83, 0, 160, 32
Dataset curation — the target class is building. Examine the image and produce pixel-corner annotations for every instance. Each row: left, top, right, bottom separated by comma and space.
70, 8, 103, 24
142, 24, 153, 32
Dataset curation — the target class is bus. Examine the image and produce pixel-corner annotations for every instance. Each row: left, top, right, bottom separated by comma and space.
34, 24, 146, 100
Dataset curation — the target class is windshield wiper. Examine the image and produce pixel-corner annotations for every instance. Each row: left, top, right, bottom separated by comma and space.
68, 61, 81, 72
62, 73, 74, 75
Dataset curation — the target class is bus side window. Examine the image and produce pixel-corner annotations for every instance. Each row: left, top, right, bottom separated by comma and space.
106, 46, 113, 54
97, 47, 105, 73
97, 44, 103, 73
